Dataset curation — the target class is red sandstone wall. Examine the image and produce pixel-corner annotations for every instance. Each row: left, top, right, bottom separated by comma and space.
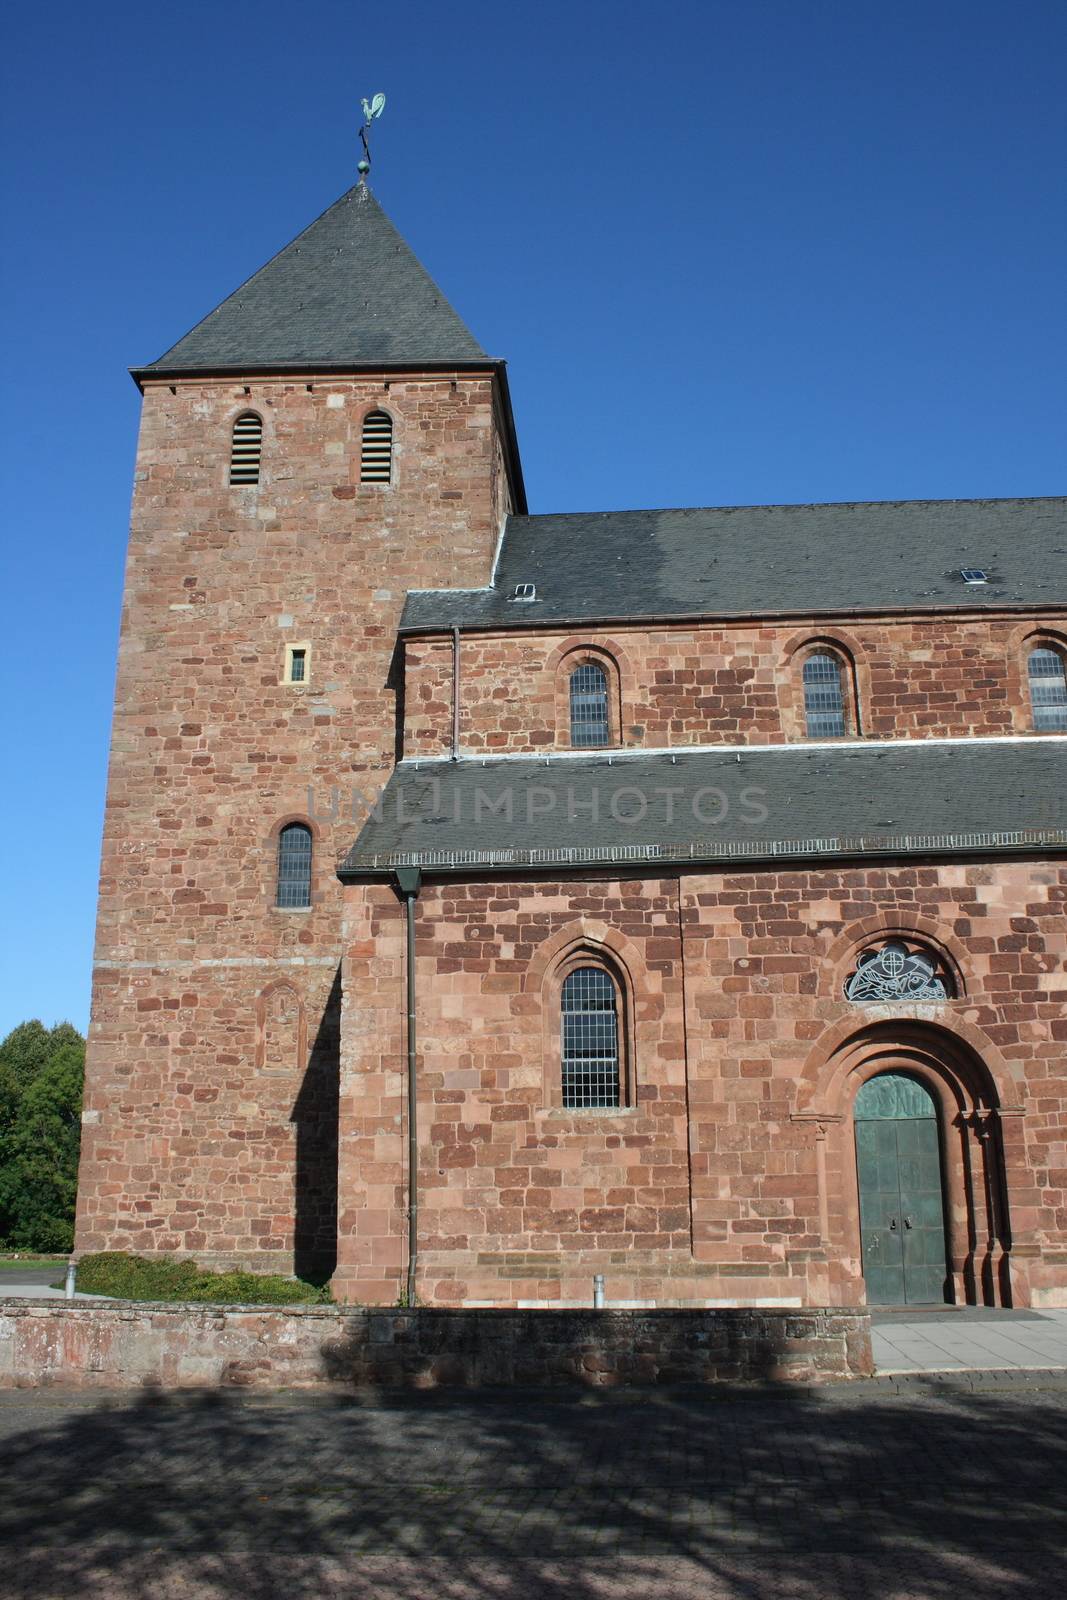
0, 1303, 873, 1389
403, 618, 1067, 754
77, 373, 514, 1272
336, 860, 1067, 1309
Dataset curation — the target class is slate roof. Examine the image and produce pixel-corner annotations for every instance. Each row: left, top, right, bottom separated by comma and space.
337, 740, 1067, 877
400, 497, 1067, 630
135, 185, 490, 376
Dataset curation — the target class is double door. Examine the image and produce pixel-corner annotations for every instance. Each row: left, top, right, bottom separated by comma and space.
855, 1073, 948, 1306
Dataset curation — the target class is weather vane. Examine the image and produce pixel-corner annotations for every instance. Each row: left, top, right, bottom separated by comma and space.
358, 93, 387, 182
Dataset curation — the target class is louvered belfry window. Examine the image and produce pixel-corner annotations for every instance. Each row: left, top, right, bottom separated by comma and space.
360, 409, 393, 483
802, 652, 847, 738
1028, 647, 1067, 732
276, 823, 312, 909
569, 662, 610, 747
229, 412, 262, 485
561, 968, 620, 1109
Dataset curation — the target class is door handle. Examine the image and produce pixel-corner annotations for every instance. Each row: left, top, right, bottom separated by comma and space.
904, 1216, 914, 1230
888, 1217, 898, 1231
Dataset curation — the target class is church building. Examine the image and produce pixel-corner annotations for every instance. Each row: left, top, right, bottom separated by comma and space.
74, 175, 1067, 1312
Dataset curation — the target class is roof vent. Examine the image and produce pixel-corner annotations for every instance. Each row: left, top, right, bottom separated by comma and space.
960, 568, 989, 585
510, 583, 537, 603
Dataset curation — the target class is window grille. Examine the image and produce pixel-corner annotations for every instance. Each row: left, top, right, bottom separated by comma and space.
561, 967, 620, 1109
569, 662, 610, 747
276, 823, 312, 908
802, 652, 846, 737
1028, 647, 1067, 732
229, 412, 262, 485
360, 409, 393, 482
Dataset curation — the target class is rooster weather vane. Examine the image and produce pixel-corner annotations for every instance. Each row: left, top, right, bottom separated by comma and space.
358, 93, 387, 181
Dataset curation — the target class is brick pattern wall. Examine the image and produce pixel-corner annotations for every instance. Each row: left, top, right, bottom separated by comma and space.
77, 373, 514, 1271
0, 1303, 873, 1389
337, 861, 1067, 1309
402, 618, 1065, 754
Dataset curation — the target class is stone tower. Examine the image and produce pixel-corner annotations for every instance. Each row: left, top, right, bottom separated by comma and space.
74, 183, 524, 1278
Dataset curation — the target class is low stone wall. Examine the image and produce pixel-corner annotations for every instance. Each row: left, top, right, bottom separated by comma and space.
0, 1301, 873, 1390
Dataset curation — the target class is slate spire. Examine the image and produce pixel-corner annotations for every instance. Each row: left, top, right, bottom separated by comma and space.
137, 185, 489, 375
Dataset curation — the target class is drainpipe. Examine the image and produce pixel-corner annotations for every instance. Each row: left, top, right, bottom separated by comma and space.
451, 626, 461, 760
395, 866, 422, 1306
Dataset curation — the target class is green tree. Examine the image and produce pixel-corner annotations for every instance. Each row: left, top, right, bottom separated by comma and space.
0, 1021, 85, 1250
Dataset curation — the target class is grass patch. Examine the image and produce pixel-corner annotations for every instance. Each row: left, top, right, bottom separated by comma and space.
73, 1252, 332, 1305
0, 1255, 66, 1269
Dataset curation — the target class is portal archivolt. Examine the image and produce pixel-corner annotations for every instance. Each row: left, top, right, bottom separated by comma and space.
797, 1019, 1016, 1308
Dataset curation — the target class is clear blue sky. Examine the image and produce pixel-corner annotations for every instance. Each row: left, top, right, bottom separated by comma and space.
1, 0, 1064, 1038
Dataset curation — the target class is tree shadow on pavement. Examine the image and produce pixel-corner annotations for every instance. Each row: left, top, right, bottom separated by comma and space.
1, 1380, 1064, 1599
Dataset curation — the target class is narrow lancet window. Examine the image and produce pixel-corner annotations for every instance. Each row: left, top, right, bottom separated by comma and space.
561, 967, 620, 1109
276, 823, 312, 909
569, 662, 610, 747
229, 412, 262, 485
360, 409, 393, 482
802, 652, 846, 738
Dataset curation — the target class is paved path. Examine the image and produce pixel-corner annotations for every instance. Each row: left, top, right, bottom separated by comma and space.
872, 1305, 1067, 1372
0, 1284, 113, 1299
0, 1266, 64, 1288
1, 1382, 1065, 1599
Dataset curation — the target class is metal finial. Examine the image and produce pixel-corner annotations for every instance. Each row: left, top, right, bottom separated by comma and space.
358, 93, 386, 182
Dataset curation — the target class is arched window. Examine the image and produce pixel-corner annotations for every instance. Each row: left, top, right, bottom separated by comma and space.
360, 409, 393, 483
276, 823, 312, 909
561, 967, 620, 1108
569, 662, 610, 747
1028, 646, 1067, 732
802, 652, 846, 738
229, 412, 262, 485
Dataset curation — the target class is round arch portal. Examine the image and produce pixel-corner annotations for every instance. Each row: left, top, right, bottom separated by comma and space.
797, 1020, 1017, 1308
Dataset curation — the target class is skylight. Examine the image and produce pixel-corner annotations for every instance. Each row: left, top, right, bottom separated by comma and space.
960, 568, 989, 585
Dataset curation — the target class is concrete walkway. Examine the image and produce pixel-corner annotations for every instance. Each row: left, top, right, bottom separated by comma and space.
0, 1282, 113, 1299
0, 1265, 111, 1301
871, 1304, 1067, 1373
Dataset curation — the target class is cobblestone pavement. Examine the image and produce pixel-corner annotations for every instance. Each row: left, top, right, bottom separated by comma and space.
1, 1381, 1065, 1599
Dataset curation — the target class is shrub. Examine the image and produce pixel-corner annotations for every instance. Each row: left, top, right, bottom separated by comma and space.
74, 1252, 332, 1305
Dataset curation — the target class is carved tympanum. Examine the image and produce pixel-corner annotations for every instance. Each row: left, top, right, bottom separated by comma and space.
844, 941, 949, 1003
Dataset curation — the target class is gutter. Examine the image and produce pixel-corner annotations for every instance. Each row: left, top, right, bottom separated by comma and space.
394, 866, 422, 1307
341, 828, 1067, 883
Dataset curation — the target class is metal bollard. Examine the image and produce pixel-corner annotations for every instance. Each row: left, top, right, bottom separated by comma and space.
65, 1261, 77, 1300
593, 1273, 605, 1310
